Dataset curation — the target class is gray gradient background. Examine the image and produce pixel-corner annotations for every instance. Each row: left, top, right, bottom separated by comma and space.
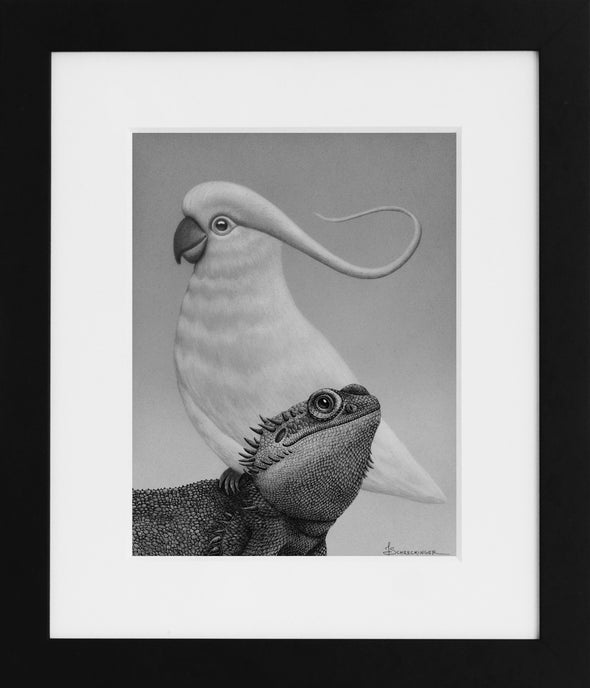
133, 132, 456, 555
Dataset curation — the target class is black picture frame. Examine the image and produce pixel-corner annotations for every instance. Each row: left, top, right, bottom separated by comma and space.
2, 0, 589, 685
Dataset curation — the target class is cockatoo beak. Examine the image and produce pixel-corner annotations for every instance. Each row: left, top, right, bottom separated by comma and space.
174, 216, 208, 264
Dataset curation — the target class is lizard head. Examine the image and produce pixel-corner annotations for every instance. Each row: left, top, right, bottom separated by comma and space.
239, 384, 381, 523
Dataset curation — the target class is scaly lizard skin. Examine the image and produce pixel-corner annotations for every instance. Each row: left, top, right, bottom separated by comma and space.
133, 384, 380, 555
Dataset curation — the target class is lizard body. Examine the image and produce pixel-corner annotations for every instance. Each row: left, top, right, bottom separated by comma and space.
133, 384, 380, 555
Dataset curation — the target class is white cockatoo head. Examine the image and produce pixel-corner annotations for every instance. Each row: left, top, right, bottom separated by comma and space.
174, 181, 422, 278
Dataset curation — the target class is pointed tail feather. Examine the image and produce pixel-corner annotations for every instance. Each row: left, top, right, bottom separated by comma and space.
362, 421, 446, 503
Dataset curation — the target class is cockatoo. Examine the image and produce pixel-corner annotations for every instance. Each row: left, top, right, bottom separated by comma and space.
173, 181, 445, 502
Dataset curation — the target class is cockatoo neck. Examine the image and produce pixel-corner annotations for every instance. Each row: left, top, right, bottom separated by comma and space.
181, 230, 294, 314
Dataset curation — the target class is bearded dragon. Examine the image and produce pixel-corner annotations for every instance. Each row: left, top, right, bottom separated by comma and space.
132, 384, 380, 556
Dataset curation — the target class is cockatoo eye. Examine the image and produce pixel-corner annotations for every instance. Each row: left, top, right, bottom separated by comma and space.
308, 389, 342, 420
210, 216, 235, 235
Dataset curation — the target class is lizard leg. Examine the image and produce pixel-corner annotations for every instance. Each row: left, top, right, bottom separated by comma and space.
218, 468, 242, 496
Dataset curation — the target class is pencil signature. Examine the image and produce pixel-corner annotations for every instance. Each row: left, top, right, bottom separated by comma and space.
382, 541, 448, 556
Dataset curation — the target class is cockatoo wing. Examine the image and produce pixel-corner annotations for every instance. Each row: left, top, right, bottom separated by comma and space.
365, 422, 445, 501
177, 379, 244, 473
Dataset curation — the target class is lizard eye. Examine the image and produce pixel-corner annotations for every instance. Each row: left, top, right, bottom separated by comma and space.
316, 395, 334, 412
308, 389, 342, 420
210, 215, 235, 235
